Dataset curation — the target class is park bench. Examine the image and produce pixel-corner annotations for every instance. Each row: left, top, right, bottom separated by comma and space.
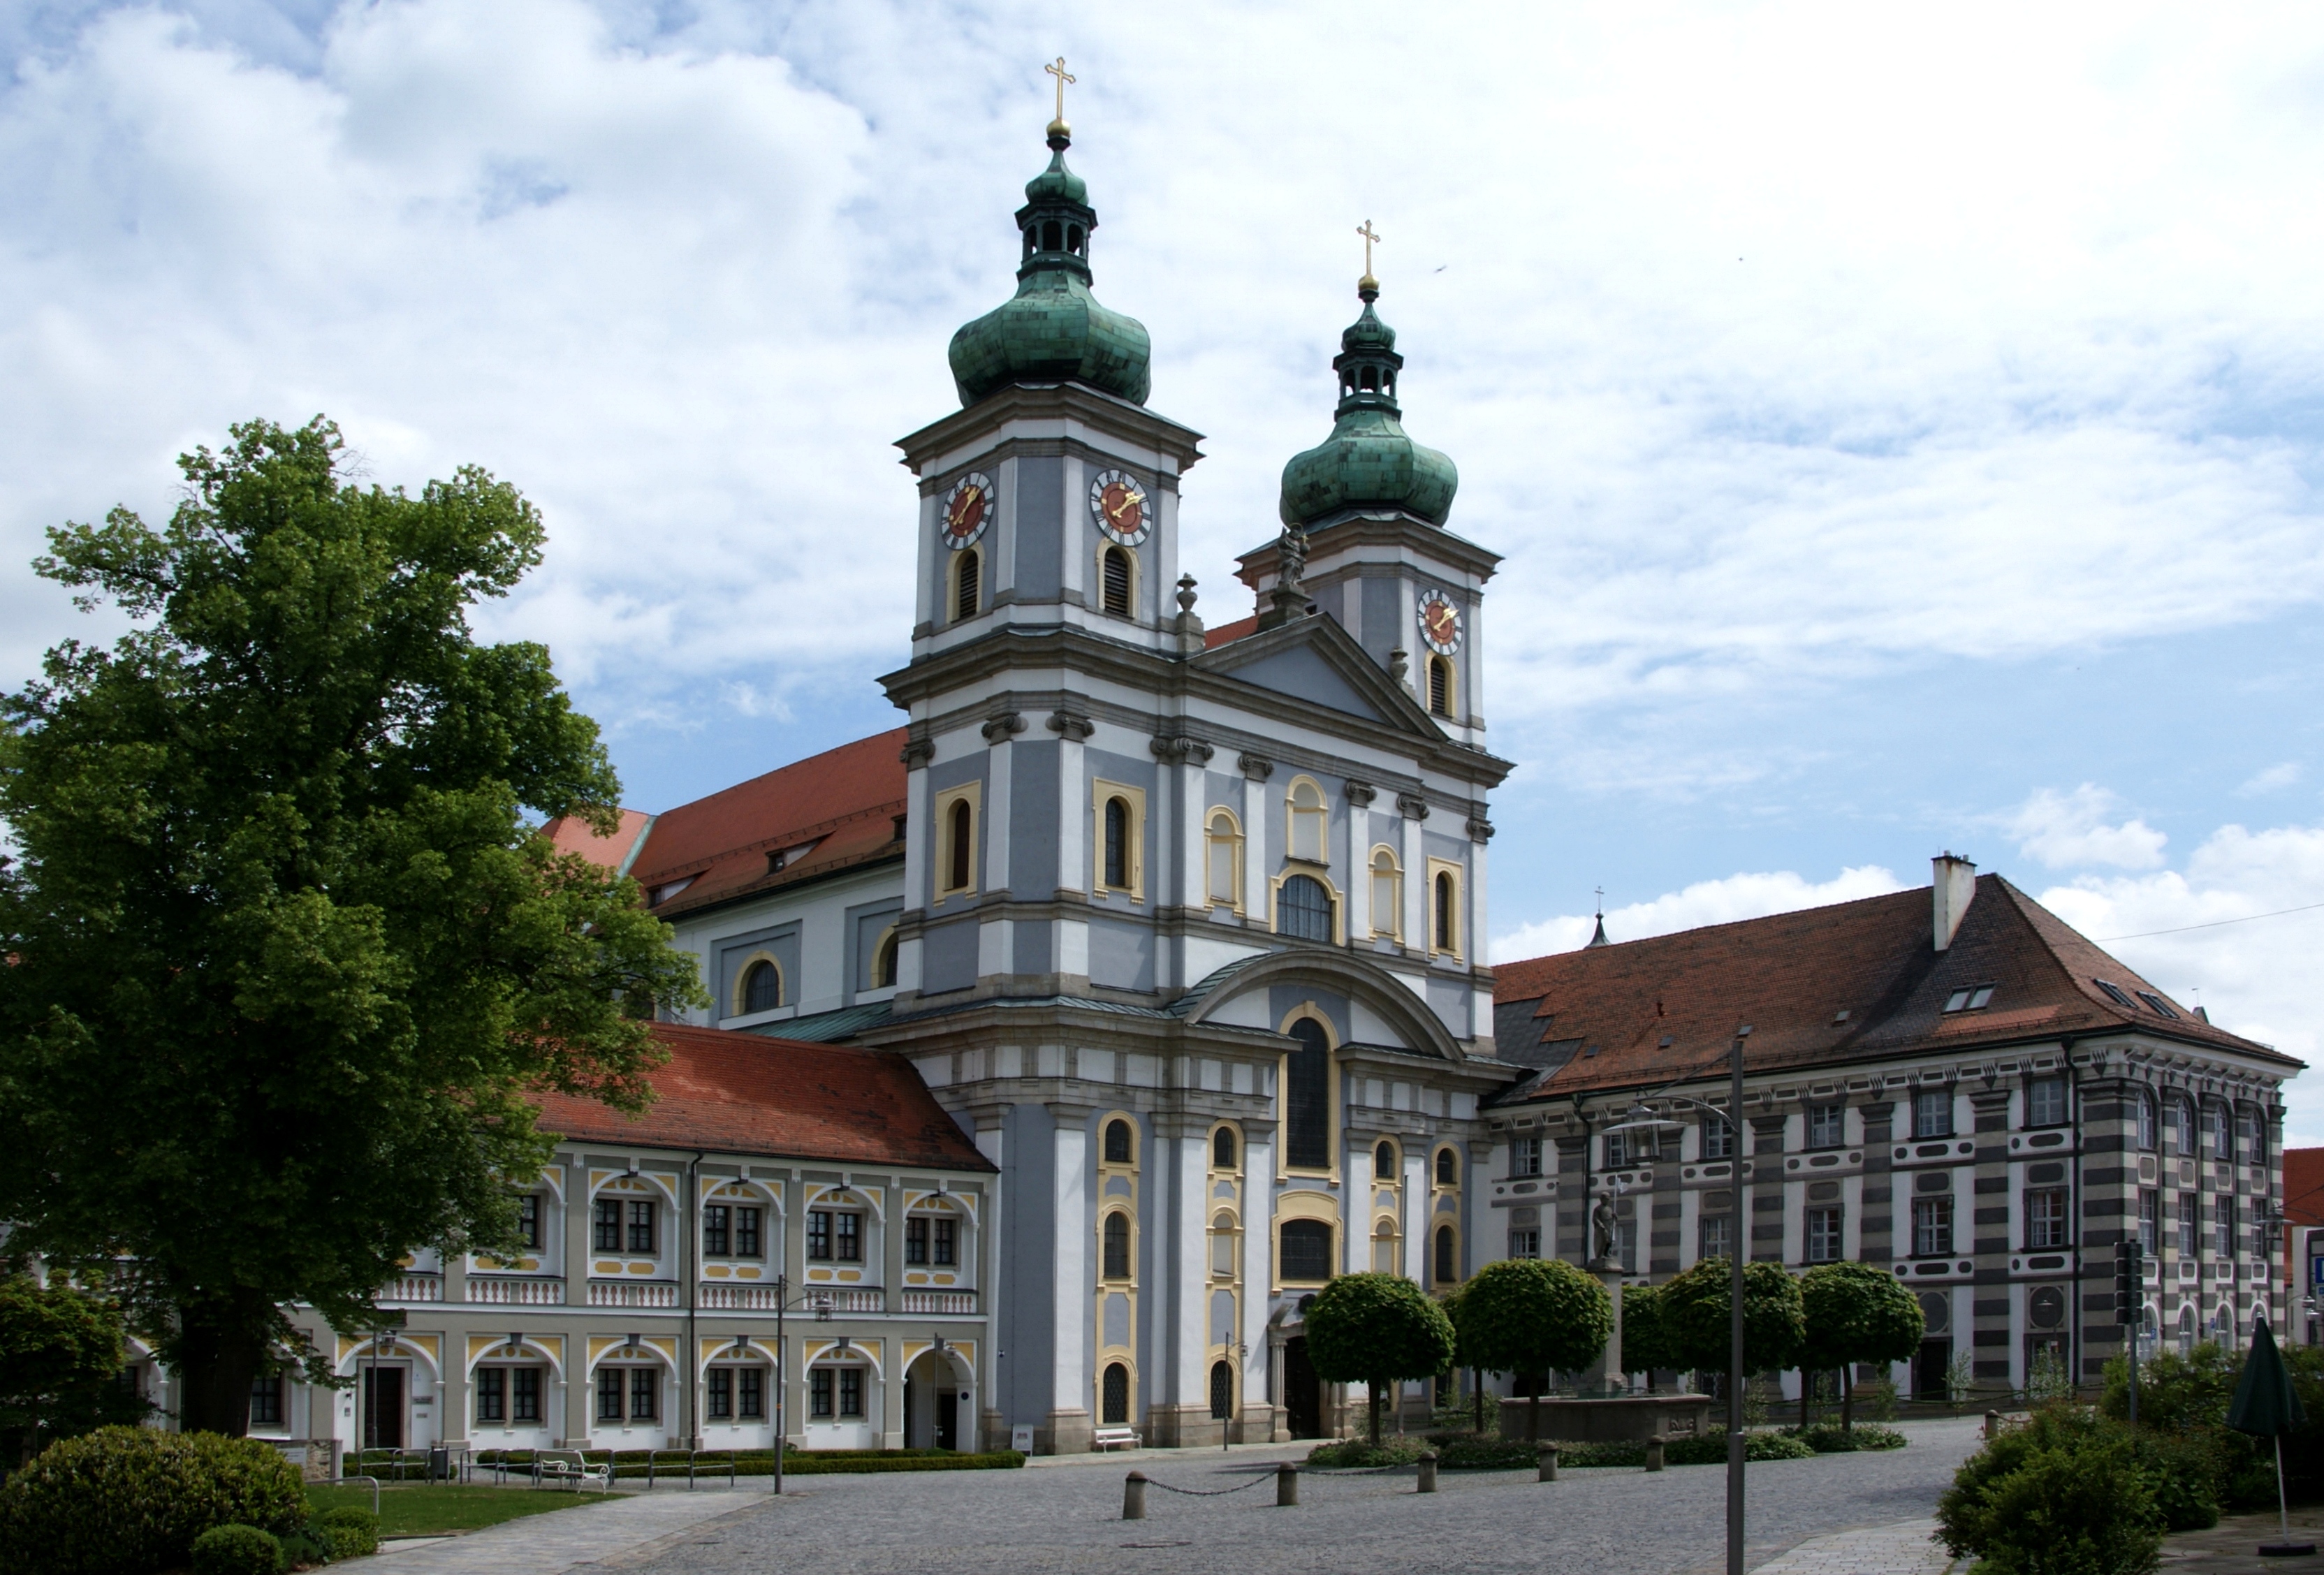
532, 1449, 615, 1493
1091, 1427, 1141, 1451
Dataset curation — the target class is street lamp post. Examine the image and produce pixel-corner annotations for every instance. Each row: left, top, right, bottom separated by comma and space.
1602, 1025, 1753, 1575
769, 1275, 834, 1497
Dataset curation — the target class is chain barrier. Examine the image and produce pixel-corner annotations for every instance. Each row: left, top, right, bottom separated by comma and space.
1143, 1470, 1278, 1497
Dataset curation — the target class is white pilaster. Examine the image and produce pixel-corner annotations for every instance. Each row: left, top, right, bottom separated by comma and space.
1051, 1117, 1090, 1418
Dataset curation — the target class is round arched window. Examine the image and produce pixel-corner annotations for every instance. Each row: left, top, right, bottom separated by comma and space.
1102, 1211, 1132, 1280
1280, 874, 1331, 942
1435, 1148, 1459, 1187
1209, 1360, 1232, 1420
740, 960, 781, 1015
1102, 1362, 1130, 1426
1375, 1141, 1396, 1180
1104, 1118, 1133, 1165
1212, 1127, 1236, 1169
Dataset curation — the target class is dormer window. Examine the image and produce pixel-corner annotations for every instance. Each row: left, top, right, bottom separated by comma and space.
1942, 984, 1996, 1013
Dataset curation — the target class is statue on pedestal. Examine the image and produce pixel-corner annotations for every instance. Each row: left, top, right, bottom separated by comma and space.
1588, 1192, 1621, 1273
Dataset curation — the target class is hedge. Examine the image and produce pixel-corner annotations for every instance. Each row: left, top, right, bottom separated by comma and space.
189, 1525, 278, 1575
1306, 1431, 1815, 1471
0, 1426, 307, 1575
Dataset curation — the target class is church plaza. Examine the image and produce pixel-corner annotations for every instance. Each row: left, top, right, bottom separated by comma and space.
357, 1416, 1981, 1575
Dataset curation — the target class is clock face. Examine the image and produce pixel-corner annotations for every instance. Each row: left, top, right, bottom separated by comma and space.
941, 473, 994, 549
1417, 592, 1462, 656
1088, 469, 1151, 545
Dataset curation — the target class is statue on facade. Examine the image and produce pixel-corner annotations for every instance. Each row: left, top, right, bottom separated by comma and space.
1588, 1191, 1621, 1271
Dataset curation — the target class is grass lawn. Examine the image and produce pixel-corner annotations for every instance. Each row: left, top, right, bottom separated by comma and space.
305, 1482, 620, 1538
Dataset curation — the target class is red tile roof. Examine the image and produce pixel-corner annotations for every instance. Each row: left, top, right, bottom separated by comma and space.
540, 808, 655, 875
534, 1023, 993, 1171
1491, 874, 2293, 1099
628, 729, 909, 917
1205, 615, 1258, 650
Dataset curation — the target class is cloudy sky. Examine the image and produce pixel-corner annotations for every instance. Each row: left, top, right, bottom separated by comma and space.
5, 3, 2323, 1127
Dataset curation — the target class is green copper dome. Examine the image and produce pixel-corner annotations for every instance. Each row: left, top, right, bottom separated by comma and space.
948, 131, 1150, 407
1278, 281, 1457, 527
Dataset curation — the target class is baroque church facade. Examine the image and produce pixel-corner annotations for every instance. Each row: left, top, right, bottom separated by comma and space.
224, 104, 2296, 1462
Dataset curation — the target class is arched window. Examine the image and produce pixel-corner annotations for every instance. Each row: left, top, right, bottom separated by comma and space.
1428, 654, 1453, 718
1280, 1218, 1333, 1281
1104, 1118, 1134, 1165
1100, 545, 1132, 617
1285, 1018, 1331, 1169
1042, 220, 1064, 252
1102, 1362, 1130, 1426
1206, 809, 1242, 907
1213, 1127, 1236, 1170
1287, 778, 1327, 863
953, 546, 980, 622
1375, 1141, 1396, 1180
1211, 1211, 1236, 1275
1371, 1219, 1398, 1273
1433, 870, 1459, 953
1103, 796, 1129, 889
1369, 847, 1401, 939
1433, 1225, 1457, 1285
1068, 224, 1085, 256
1280, 874, 1332, 943
1435, 1148, 1459, 1187
946, 798, 974, 893
739, 959, 782, 1015
1209, 1360, 1232, 1420
1102, 1211, 1132, 1280
872, 928, 899, 990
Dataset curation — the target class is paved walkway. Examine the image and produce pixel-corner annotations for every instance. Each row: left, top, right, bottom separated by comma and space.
1744, 1517, 1956, 1575
353, 1486, 770, 1575
2161, 1507, 2324, 1573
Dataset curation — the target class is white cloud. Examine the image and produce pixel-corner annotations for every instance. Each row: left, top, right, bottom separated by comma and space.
2036, 821, 2324, 1142
2239, 762, 2304, 796
2005, 784, 2170, 870
1491, 864, 1907, 964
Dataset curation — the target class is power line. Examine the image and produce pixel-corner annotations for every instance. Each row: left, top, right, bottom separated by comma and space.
2099, 900, 2324, 942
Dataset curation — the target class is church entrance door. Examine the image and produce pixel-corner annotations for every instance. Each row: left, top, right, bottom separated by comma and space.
1283, 1338, 1322, 1439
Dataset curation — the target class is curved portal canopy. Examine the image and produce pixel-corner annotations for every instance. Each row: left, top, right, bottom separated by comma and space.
1169, 949, 1465, 1064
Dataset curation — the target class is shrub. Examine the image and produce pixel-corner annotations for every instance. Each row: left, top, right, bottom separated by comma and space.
191, 1525, 281, 1575
1664, 1430, 1815, 1465
1792, 1422, 1906, 1452
274, 1528, 334, 1569
2104, 1342, 2324, 1509
1938, 1407, 2177, 1572
1306, 1437, 1428, 1468
1435, 1439, 1540, 1470
0, 1426, 307, 1575
309, 1507, 379, 1560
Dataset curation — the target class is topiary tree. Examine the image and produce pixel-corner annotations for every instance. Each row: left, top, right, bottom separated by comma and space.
1620, 1280, 1679, 1393
1659, 1257, 1806, 1405
1450, 1258, 1614, 1440
1303, 1273, 1456, 1443
1799, 1261, 1924, 1429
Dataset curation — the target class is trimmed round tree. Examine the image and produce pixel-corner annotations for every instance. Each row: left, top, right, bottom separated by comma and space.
1660, 1258, 1807, 1405
1799, 1261, 1924, 1429
1619, 1280, 1679, 1392
1303, 1273, 1456, 1443
1450, 1258, 1614, 1440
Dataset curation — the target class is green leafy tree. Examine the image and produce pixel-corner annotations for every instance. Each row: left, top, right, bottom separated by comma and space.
1303, 1273, 1456, 1443
0, 418, 705, 1435
1659, 1257, 1807, 1397
1620, 1280, 1680, 1391
1451, 1258, 1614, 1440
0, 1275, 145, 1463
1798, 1261, 1924, 1429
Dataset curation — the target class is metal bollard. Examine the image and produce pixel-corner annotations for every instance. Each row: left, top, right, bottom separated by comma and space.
1123, 1470, 1147, 1521
1276, 1460, 1300, 1507
1417, 1450, 1438, 1493
1537, 1443, 1559, 1482
1985, 1409, 2001, 1441
1644, 1437, 1664, 1472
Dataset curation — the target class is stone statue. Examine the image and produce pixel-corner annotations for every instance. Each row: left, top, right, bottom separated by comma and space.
1589, 1192, 1621, 1269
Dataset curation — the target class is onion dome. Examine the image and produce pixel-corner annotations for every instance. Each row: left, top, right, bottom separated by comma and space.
1278, 279, 1457, 527
948, 126, 1151, 407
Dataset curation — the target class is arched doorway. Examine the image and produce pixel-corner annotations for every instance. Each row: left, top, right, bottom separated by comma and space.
1282, 1338, 1322, 1439
903, 1348, 970, 1451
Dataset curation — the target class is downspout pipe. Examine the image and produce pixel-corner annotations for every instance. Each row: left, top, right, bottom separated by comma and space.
687, 1149, 706, 1449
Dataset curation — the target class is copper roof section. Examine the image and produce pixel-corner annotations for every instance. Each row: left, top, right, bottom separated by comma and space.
534, 1023, 993, 1171
1491, 874, 2295, 1101
627, 729, 909, 917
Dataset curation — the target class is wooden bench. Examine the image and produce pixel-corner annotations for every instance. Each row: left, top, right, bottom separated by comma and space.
1091, 1427, 1142, 1452
531, 1449, 614, 1493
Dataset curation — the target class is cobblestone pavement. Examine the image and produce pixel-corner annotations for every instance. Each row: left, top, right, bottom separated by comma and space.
353, 1485, 770, 1575
618, 1418, 1983, 1575
1744, 1518, 1956, 1575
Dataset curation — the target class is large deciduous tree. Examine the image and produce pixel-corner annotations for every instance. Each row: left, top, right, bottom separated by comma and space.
0, 418, 703, 1435
1303, 1273, 1457, 1443
1799, 1261, 1924, 1429
0, 1275, 145, 1463
1451, 1258, 1614, 1440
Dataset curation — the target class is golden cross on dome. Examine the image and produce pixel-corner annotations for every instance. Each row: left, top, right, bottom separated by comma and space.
1356, 219, 1382, 284
1045, 57, 1076, 129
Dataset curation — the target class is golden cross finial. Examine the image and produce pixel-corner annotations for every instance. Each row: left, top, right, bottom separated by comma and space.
1356, 219, 1382, 288
1045, 57, 1076, 132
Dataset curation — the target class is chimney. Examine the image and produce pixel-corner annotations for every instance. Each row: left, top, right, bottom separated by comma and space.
1932, 853, 1977, 951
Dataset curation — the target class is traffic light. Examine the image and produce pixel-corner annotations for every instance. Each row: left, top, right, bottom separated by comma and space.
2115, 1238, 2143, 1325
